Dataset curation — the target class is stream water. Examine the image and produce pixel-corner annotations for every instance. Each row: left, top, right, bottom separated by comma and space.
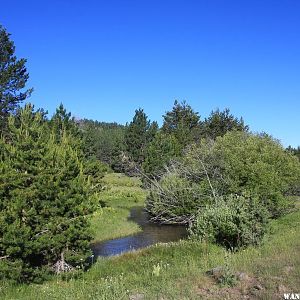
91, 207, 188, 257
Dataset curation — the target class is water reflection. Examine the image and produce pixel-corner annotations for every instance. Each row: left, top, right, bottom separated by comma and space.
91, 207, 187, 257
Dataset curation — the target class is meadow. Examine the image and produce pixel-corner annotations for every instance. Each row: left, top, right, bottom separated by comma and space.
0, 174, 299, 300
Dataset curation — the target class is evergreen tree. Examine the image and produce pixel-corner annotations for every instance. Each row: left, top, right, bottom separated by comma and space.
79, 119, 102, 159
162, 100, 201, 147
124, 108, 157, 169
50, 104, 81, 143
147, 121, 159, 142
0, 25, 32, 135
142, 131, 181, 179
80, 119, 125, 169
203, 108, 248, 140
0, 105, 97, 282
294, 147, 300, 161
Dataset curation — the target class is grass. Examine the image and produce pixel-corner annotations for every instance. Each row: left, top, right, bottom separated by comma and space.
0, 174, 299, 300
90, 173, 147, 242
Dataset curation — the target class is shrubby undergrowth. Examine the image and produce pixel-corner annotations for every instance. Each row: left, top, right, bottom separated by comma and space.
146, 131, 300, 247
189, 194, 270, 249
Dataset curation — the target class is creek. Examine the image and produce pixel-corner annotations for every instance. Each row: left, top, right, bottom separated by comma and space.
91, 206, 188, 257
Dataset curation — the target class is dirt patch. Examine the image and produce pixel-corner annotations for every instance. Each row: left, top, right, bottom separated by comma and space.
196, 271, 265, 299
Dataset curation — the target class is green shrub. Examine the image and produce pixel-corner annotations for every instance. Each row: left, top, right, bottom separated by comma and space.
214, 131, 300, 217
146, 131, 300, 224
189, 194, 270, 248
146, 174, 213, 223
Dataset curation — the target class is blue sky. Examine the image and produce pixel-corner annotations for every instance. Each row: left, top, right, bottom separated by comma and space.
1, 0, 299, 147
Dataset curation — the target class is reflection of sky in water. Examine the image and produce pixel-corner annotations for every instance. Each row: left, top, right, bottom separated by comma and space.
91, 207, 187, 257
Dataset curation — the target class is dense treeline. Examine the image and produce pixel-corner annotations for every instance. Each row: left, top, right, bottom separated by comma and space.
1, 24, 300, 282
79, 118, 125, 168
76, 100, 250, 178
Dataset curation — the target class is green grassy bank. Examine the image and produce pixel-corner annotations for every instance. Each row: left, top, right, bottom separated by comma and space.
0, 175, 299, 300
90, 173, 147, 242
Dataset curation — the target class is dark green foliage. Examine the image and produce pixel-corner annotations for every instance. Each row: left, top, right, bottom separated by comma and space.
295, 147, 300, 160
84, 157, 110, 179
0, 25, 33, 135
203, 108, 248, 140
80, 119, 125, 168
162, 100, 201, 147
124, 108, 158, 170
0, 105, 97, 282
147, 121, 159, 142
50, 104, 80, 138
83, 157, 110, 196
286, 146, 300, 195
142, 131, 181, 179
189, 195, 270, 248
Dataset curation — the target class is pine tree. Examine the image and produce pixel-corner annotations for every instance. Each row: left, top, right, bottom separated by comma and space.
162, 100, 201, 148
124, 109, 157, 169
142, 131, 181, 179
0, 25, 32, 135
147, 121, 159, 142
203, 108, 248, 140
49, 103, 82, 146
0, 105, 97, 282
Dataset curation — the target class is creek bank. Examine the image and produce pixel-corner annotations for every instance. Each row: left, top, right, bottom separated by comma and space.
91, 206, 188, 257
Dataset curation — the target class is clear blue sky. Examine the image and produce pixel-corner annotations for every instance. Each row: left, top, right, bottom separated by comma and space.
1, 0, 299, 147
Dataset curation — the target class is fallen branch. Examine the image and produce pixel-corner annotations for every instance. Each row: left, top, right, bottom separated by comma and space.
0, 255, 9, 260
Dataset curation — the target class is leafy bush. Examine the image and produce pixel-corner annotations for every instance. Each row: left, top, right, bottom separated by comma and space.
146, 131, 300, 225
189, 194, 270, 248
214, 131, 300, 217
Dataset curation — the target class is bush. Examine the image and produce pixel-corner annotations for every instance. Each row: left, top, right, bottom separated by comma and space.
189, 194, 270, 248
214, 131, 300, 217
146, 131, 300, 224
146, 173, 213, 223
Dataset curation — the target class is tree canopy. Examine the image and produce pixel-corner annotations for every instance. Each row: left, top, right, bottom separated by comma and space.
124, 108, 158, 171
0, 25, 32, 135
203, 108, 248, 140
162, 100, 201, 147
